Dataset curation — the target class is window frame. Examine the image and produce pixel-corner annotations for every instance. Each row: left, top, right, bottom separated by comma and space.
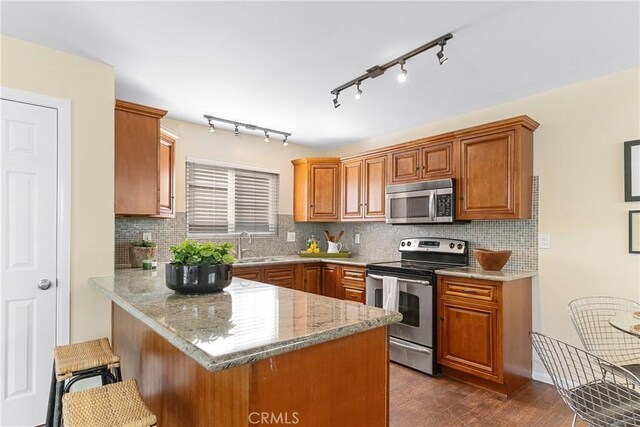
185, 157, 280, 238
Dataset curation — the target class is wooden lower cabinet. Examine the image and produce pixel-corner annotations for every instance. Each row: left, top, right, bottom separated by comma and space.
234, 265, 296, 289
437, 275, 532, 397
321, 264, 339, 298
233, 267, 262, 282
301, 264, 322, 294
339, 265, 367, 304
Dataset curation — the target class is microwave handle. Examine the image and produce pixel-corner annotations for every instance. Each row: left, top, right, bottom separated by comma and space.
368, 274, 430, 286
429, 191, 436, 221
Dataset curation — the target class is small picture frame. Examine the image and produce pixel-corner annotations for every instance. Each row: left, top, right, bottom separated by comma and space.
624, 140, 640, 201
630, 211, 640, 254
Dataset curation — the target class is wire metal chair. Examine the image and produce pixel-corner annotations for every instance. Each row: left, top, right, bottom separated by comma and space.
568, 297, 640, 378
531, 332, 640, 427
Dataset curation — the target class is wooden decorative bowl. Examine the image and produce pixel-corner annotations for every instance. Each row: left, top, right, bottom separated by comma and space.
473, 248, 512, 271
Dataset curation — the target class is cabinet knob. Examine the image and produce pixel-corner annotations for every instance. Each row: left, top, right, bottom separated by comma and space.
458, 196, 463, 200
310, 204, 314, 208
439, 317, 444, 321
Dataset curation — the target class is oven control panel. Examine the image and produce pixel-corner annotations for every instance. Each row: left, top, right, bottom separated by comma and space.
399, 238, 466, 254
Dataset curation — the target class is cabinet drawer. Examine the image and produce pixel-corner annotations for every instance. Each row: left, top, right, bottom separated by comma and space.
441, 279, 497, 303
233, 268, 262, 282
343, 286, 365, 303
264, 266, 296, 289
340, 266, 366, 286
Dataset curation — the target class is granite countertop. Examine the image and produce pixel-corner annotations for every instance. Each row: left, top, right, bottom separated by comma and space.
90, 265, 401, 373
231, 255, 389, 268
435, 267, 537, 282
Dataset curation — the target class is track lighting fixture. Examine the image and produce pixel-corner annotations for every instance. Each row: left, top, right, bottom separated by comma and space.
437, 40, 448, 65
397, 61, 407, 83
330, 32, 453, 107
203, 115, 292, 147
354, 82, 362, 100
208, 120, 215, 133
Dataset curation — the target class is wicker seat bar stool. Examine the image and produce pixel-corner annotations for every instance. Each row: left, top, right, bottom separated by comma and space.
45, 337, 122, 427
62, 379, 157, 427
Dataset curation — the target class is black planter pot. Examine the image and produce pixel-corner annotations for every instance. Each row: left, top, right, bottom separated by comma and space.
166, 264, 233, 294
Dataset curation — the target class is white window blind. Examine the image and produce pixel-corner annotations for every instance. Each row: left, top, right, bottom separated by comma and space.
186, 159, 279, 237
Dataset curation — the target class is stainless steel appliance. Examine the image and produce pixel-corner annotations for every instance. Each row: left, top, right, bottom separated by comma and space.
385, 178, 456, 224
366, 238, 468, 375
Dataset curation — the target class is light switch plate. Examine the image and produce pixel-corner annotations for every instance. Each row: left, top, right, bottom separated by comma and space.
354, 233, 361, 244
538, 232, 551, 249
287, 232, 296, 242
143, 232, 152, 241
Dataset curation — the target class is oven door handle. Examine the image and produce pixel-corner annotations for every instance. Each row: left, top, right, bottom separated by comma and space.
368, 274, 430, 286
390, 337, 432, 354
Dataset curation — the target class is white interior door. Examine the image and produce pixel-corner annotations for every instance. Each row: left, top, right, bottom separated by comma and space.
0, 99, 58, 426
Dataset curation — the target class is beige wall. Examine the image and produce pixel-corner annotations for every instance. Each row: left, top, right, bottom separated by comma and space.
332, 67, 640, 377
1, 35, 115, 343
161, 118, 323, 214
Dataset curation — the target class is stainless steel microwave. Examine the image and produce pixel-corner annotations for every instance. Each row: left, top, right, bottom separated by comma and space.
385, 179, 456, 224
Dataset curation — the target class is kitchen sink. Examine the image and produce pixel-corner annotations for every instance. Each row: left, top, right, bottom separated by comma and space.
235, 257, 280, 264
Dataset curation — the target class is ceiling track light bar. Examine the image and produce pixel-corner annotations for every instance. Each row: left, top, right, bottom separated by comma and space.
203, 114, 292, 143
330, 32, 453, 103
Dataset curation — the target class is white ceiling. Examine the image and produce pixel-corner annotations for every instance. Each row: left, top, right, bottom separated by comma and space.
2, 1, 638, 147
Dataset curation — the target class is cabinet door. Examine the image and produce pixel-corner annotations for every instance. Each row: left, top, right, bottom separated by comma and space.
421, 140, 455, 180
364, 155, 387, 219
303, 265, 322, 294
438, 299, 501, 381
115, 109, 160, 215
157, 134, 175, 217
458, 130, 516, 219
233, 268, 262, 282
309, 163, 339, 221
341, 160, 363, 220
264, 266, 297, 289
321, 265, 339, 298
389, 148, 420, 184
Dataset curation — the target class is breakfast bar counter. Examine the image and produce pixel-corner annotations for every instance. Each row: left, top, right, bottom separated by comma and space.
90, 265, 401, 426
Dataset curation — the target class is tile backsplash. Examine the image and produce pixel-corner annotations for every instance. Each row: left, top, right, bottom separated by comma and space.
116, 177, 538, 271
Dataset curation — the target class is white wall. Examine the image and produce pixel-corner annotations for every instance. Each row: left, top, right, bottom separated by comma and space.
162, 118, 324, 215
1, 35, 115, 343
332, 67, 640, 378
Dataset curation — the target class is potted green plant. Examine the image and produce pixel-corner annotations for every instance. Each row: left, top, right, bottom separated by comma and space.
129, 240, 158, 268
166, 239, 236, 294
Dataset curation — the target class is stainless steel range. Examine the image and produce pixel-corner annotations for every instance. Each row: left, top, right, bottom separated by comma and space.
365, 238, 468, 375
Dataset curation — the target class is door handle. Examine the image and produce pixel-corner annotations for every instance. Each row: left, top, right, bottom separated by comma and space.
38, 279, 52, 290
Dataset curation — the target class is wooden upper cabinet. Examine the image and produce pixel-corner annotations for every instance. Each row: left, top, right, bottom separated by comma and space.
292, 158, 340, 222
389, 148, 420, 184
115, 100, 167, 216
457, 120, 535, 220
156, 131, 176, 217
341, 159, 363, 220
363, 155, 387, 219
421, 140, 456, 180
341, 154, 387, 221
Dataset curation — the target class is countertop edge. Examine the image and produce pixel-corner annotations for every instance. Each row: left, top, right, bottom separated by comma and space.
434, 268, 538, 282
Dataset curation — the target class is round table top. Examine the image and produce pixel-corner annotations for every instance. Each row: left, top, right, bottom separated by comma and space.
609, 312, 640, 338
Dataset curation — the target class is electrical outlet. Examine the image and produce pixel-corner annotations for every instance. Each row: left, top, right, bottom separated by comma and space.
354, 233, 361, 244
538, 232, 551, 249
287, 232, 296, 242
143, 232, 152, 241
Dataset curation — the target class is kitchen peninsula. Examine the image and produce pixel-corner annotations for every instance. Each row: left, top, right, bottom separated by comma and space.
90, 265, 401, 427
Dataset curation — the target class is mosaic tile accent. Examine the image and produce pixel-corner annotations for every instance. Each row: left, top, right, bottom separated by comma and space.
116, 177, 538, 271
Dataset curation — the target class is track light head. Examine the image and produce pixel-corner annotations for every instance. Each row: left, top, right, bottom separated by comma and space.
437, 40, 448, 65
283, 135, 289, 147
333, 92, 341, 109
264, 131, 270, 142
397, 61, 407, 83
234, 124, 239, 136
208, 120, 215, 133
354, 83, 362, 100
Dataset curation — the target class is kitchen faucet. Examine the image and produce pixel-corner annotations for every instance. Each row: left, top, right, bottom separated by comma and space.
236, 231, 252, 260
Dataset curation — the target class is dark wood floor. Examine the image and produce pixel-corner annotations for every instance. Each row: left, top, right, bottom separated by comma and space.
389, 363, 586, 426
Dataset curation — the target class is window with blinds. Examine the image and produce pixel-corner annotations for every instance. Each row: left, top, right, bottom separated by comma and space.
186, 159, 279, 237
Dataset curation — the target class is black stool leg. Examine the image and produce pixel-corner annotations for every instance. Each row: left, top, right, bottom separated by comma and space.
114, 366, 122, 382
45, 362, 56, 427
52, 378, 64, 427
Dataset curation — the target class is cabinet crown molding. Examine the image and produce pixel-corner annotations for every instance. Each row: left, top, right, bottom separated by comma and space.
115, 99, 167, 119
291, 157, 341, 166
